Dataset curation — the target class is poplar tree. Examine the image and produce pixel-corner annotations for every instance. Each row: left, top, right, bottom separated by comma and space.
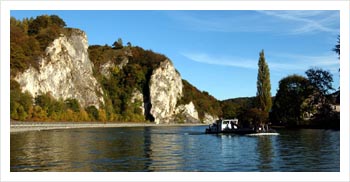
256, 50, 272, 113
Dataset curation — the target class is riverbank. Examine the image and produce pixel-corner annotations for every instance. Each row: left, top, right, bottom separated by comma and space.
10, 121, 207, 133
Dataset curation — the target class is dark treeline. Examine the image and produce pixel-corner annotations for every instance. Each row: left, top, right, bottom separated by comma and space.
220, 37, 340, 130
221, 66, 339, 129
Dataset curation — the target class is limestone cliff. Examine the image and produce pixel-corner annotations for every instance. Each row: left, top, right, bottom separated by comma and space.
14, 29, 104, 108
175, 102, 200, 123
10, 15, 221, 123
149, 60, 183, 124
12, 28, 218, 123
148, 60, 218, 124
202, 113, 219, 124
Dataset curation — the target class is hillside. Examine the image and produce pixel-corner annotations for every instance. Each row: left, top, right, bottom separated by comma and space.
10, 15, 220, 124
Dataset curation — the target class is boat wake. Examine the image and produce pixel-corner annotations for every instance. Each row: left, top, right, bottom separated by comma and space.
246, 133, 279, 136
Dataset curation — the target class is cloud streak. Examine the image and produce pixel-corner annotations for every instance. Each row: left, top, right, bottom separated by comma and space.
181, 51, 339, 73
181, 52, 257, 69
167, 11, 270, 33
257, 10, 339, 34
167, 10, 339, 35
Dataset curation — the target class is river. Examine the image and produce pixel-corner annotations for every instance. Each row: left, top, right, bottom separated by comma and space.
10, 126, 339, 172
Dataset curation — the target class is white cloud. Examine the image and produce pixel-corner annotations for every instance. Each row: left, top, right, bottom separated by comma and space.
181, 52, 257, 69
269, 53, 339, 73
181, 51, 339, 74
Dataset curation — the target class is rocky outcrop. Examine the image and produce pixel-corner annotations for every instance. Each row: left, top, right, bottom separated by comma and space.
149, 60, 183, 124
100, 57, 129, 79
13, 28, 218, 123
202, 113, 219, 124
175, 102, 200, 123
100, 61, 115, 79
15, 29, 104, 108
148, 60, 218, 124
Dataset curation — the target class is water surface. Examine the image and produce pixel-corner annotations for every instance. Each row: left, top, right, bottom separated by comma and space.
10, 126, 339, 172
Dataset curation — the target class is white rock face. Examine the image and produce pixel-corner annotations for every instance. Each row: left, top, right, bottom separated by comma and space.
100, 61, 115, 79
176, 101, 199, 122
15, 29, 104, 108
149, 60, 183, 124
202, 113, 219, 124
100, 57, 129, 79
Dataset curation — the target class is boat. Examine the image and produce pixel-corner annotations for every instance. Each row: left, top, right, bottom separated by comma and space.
205, 118, 278, 135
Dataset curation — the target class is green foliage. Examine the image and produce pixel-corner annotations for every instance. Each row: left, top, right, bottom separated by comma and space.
49, 15, 67, 28
270, 74, 312, 126
221, 97, 255, 119
36, 25, 61, 51
10, 21, 41, 75
305, 68, 333, 96
269, 69, 338, 129
89, 44, 166, 122
10, 80, 33, 120
86, 106, 99, 121
239, 108, 268, 128
32, 106, 47, 120
93, 37, 224, 123
88, 44, 126, 77
65, 98, 81, 112
333, 35, 340, 58
10, 79, 93, 121
10, 15, 66, 76
256, 50, 272, 113
28, 14, 66, 35
178, 80, 222, 121
98, 109, 107, 122
112, 38, 123, 49
305, 68, 338, 128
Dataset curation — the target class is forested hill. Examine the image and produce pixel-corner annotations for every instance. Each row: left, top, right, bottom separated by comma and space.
10, 15, 221, 123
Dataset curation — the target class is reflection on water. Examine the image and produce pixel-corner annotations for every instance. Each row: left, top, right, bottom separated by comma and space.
257, 136, 274, 171
11, 126, 339, 172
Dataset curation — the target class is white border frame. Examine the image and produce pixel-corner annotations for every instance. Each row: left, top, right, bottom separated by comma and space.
1, 1, 349, 181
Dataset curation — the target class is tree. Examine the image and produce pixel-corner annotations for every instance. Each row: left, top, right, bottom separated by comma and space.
86, 106, 99, 120
112, 38, 123, 49
28, 15, 50, 35
333, 35, 340, 58
256, 50, 272, 113
64, 98, 81, 112
98, 109, 107, 122
27, 14, 66, 35
305, 68, 333, 96
305, 68, 337, 127
49, 15, 66, 27
239, 108, 268, 128
270, 75, 312, 126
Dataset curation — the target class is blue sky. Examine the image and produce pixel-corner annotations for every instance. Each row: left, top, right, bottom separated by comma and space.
11, 10, 340, 100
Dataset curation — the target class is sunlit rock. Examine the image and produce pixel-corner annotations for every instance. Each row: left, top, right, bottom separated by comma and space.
15, 29, 104, 108
149, 60, 183, 124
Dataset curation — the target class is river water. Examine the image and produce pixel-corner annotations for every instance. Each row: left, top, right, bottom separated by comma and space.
10, 126, 339, 172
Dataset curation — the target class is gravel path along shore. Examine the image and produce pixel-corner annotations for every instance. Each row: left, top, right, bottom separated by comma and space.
10, 121, 207, 133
